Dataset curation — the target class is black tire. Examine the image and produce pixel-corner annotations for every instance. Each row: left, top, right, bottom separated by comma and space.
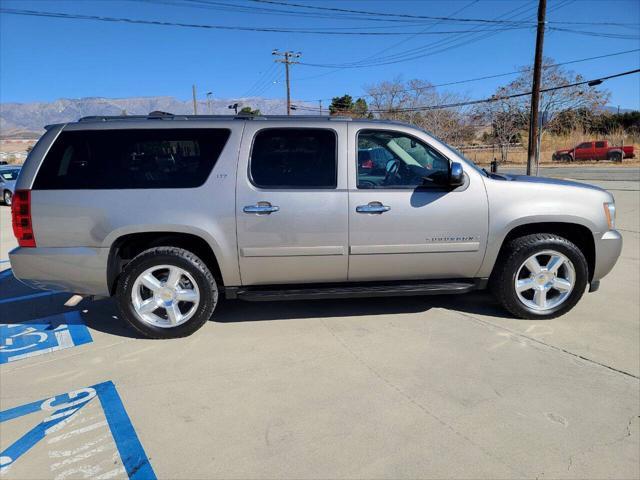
3, 190, 11, 206
608, 151, 623, 163
561, 154, 573, 163
116, 247, 218, 339
491, 234, 588, 319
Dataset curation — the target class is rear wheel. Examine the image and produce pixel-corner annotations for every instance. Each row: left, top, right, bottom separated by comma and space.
116, 247, 218, 338
608, 151, 623, 163
3, 190, 11, 206
492, 234, 588, 319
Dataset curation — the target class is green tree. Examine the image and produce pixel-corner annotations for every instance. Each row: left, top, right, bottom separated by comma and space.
329, 94, 370, 117
239, 106, 261, 116
329, 95, 353, 115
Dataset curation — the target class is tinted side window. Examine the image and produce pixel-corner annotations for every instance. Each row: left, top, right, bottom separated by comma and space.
34, 129, 230, 189
577, 142, 591, 149
357, 130, 450, 189
595, 141, 606, 148
250, 128, 337, 189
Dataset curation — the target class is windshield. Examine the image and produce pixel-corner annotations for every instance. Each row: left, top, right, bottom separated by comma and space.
447, 146, 489, 177
409, 125, 489, 178
0, 169, 20, 181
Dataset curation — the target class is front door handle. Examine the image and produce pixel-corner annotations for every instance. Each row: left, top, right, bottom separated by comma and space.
243, 202, 280, 215
356, 202, 391, 214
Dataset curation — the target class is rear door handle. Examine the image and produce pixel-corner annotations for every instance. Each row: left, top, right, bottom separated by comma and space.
243, 202, 280, 215
356, 202, 391, 214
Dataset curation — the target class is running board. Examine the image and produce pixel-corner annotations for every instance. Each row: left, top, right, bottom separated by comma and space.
227, 280, 478, 302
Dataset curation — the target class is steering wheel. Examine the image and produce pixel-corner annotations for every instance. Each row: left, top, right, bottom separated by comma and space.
384, 159, 401, 184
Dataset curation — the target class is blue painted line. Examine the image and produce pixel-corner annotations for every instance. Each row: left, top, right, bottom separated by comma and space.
0, 387, 97, 471
0, 290, 62, 305
63, 311, 93, 345
0, 399, 42, 422
0, 259, 10, 264
0, 311, 93, 364
96, 382, 157, 480
0, 382, 156, 479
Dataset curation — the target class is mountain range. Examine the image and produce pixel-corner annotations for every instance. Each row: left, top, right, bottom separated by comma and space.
0, 96, 309, 138
1, 96, 635, 139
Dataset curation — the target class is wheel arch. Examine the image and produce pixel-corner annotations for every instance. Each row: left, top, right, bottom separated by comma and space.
489, 222, 595, 282
107, 232, 225, 296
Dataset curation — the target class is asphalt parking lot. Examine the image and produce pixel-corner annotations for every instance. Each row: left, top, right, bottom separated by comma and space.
1, 167, 638, 479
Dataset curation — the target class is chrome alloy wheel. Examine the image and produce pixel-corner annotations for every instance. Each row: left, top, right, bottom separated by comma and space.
515, 250, 576, 312
131, 265, 200, 328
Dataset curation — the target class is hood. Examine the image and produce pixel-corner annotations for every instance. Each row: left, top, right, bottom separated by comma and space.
555, 148, 572, 154
498, 173, 606, 192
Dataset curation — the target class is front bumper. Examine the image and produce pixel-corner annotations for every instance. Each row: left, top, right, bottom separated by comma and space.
592, 230, 623, 282
9, 246, 110, 296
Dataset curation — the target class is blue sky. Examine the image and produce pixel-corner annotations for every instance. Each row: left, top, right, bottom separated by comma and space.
1, 0, 639, 108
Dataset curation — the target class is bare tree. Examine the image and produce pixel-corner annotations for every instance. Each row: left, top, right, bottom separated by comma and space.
503, 58, 610, 133
476, 58, 609, 162
474, 94, 525, 163
364, 78, 473, 145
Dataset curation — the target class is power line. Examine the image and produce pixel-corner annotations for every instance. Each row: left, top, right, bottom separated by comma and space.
363, 68, 640, 113
295, 1, 569, 69
6, 3, 634, 39
0, 8, 539, 35
294, 0, 480, 82
302, 48, 640, 103
241, 62, 279, 97
165, 0, 441, 24
248, 0, 640, 27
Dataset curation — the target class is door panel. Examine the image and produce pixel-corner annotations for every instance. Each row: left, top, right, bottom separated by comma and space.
236, 123, 348, 285
347, 125, 489, 281
575, 143, 593, 160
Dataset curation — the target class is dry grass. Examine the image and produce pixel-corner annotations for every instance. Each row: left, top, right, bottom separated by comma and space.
461, 129, 639, 166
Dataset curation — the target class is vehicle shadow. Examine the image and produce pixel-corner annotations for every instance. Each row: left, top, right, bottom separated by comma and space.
213, 291, 511, 323
1, 272, 512, 340
77, 292, 513, 338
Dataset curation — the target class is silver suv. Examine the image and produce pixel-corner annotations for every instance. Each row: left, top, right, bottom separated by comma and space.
10, 114, 622, 338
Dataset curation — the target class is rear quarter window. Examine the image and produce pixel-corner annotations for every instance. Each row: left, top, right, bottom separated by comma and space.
33, 128, 230, 189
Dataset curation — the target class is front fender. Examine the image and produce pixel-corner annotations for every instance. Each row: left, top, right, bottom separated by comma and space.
476, 177, 610, 279
476, 215, 598, 278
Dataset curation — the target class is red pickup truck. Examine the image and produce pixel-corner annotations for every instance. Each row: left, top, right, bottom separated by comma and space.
553, 141, 635, 162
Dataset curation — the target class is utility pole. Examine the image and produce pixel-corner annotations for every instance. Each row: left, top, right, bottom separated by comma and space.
319, 99, 322, 115
206, 91, 213, 114
526, 0, 547, 176
273, 49, 302, 116
192, 84, 198, 115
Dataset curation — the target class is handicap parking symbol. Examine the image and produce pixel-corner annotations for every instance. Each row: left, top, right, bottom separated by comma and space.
0, 311, 93, 364
1, 381, 156, 479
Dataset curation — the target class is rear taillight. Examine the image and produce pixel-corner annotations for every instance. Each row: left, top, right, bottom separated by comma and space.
11, 189, 36, 247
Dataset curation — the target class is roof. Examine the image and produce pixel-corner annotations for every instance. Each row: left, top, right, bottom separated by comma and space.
77, 112, 353, 124
73, 112, 414, 129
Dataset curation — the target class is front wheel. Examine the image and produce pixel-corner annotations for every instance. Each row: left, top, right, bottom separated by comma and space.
116, 247, 218, 338
491, 234, 588, 319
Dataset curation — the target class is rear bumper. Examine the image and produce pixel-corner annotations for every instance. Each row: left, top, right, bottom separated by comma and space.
592, 230, 623, 282
9, 246, 110, 296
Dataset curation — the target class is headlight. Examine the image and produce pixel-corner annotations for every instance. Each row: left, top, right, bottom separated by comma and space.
603, 202, 616, 230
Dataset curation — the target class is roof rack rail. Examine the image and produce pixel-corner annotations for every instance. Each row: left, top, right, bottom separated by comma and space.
77, 113, 351, 123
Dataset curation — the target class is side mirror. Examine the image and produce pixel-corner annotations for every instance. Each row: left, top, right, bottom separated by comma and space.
449, 162, 464, 187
